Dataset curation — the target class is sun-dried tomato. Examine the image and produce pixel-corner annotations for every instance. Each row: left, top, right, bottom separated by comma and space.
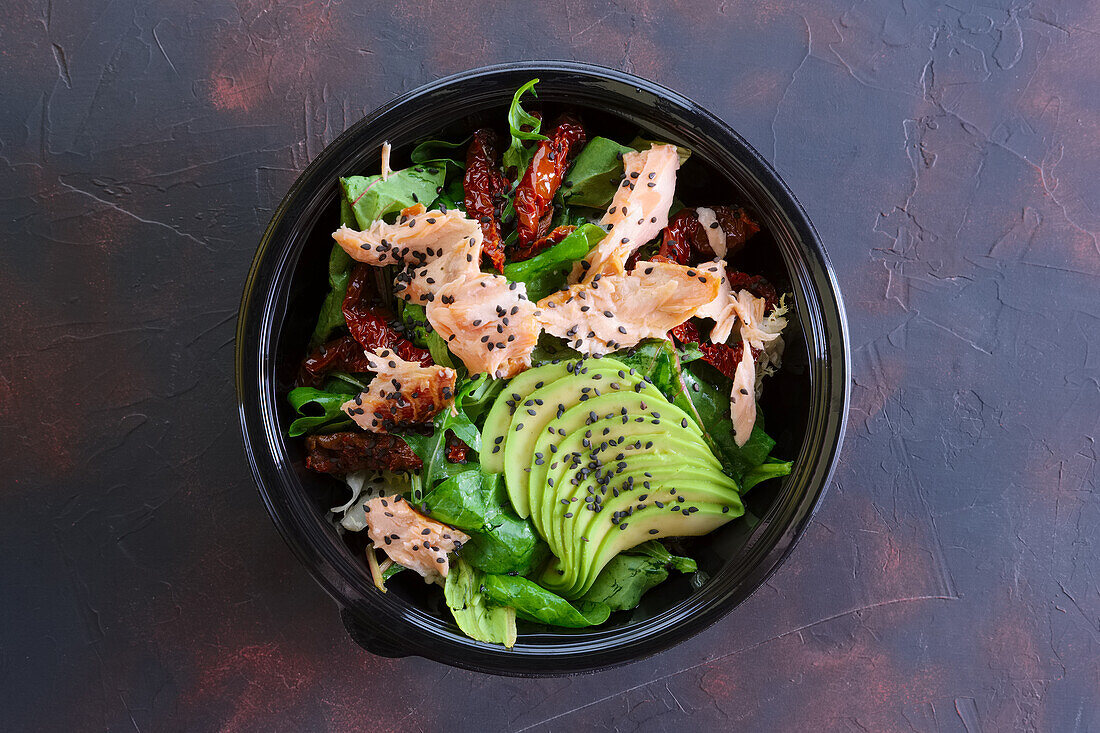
669, 320, 754, 381
343, 264, 431, 365
659, 206, 762, 265
510, 224, 577, 262
464, 129, 509, 272
726, 269, 779, 311
514, 114, 587, 247
304, 432, 422, 474
445, 433, 470, 463
298, 335, 375, 387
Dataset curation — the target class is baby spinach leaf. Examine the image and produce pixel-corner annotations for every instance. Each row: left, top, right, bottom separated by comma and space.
342, 164, 445, 228
502, 223, 606, 301
480, 574, 611, 628
458, 373, 507, 426
445, 559, 517, 647
410, 137, 468, 170
286, 385, 356, 437
308, 198, 356, 347
580, 541, 697, 611
562, 136, 635, 209
397, 301, 432, 349
423, 470, 541, 575
502, 78, 547, 175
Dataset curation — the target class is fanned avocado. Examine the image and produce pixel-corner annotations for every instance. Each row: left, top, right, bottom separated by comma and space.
500, 359, 662, 517
526, 393, 703, 533
541, 502, 738, 597
535, 414, 721, 549
482, 361, 571, 474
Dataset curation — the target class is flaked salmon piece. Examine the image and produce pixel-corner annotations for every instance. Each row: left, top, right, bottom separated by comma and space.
538, 260, 721, 356
395, 233, 482, 305
576, 144, 681, 281
332, 208, 482, 271
426, 273, 540, 378
695, 260, 786, 347
341, 348, 457, 432
364, 494, 469, 582
729, 348, 757, 447
694, 259, 788, 446
693, 207, 726, 258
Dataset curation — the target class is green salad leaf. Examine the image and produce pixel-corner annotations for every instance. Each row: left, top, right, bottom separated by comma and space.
561, 136, 635, 209
479, 574, 611, 628
580, 541, 697, 611
742, 457, 794, 493
502, 222, 605, 301
423, 470, 541, 575
410, 138, 468, 170
286, 383, 357, 437
308, 198, 356, 347
502, 78, 547, 175
342, 164, 445, 229
445, 559, 517, 647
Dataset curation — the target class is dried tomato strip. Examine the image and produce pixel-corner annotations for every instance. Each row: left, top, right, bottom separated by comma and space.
659, 206, 762, 265
342, 264, 431, 366
510, 224, 577, 262
463, 129, 509, 272
513, 114, 587, 247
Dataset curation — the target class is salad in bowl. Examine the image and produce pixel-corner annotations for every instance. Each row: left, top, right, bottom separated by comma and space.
286, 79, 793, 647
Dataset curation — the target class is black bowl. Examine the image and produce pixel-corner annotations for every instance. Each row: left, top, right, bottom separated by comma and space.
236, 61, 849, 676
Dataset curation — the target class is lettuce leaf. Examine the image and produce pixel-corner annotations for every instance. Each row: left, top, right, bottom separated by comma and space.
422, 470, 541, 575
502, 78, 547, 175
342, 164, 445, 228
445, 559, 517, 647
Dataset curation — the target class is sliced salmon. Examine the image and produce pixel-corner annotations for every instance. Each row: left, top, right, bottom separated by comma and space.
363, 494, 469, 582
332, 208, 482, 279
577, 144, 681, 281
538, 260, 721, 356
341, 348, 457, 432
426, 273, 540, 378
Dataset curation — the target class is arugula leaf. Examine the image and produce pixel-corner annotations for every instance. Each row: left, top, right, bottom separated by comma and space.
286, 385, 357, 437
580, 541, 697, 611
742, 457, 793, 492
561, 136, 635, 209
342, 165, 445, 228
308, 198, 356, 347
503, 223, 606, 301
479, 574, 611, 628
445, 559, 517, 647
457, 373, 507, 426
423, 470, 541, 575
502, 78, 547, 175
627, 135, 692, 165
397, 301, 432, 349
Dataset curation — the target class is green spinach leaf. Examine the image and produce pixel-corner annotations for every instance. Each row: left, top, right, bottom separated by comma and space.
580, 541, 697, 611
410, 138, 468, 170
741, 457, 793, 492
502, 78, 547, 175
480, 574, 611, 628
423, 470, 541, 575
502, 223, 605, 301
627, 135, 692, 165
561, 136, 635, 209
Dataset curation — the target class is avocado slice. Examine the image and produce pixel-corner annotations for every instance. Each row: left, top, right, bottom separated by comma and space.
526, 393, 703, 533
535, 415, 722, 548
547, 453, 737, 584
543, 502, 742, 598
481, 360, 572, 475
502, 361, 662, 518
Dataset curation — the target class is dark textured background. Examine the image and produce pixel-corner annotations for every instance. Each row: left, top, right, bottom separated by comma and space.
2, 1, 1098, 730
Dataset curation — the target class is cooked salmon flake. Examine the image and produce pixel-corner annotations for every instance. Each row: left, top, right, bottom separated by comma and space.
364, 494, 469, 582
341, 348, 456, 432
